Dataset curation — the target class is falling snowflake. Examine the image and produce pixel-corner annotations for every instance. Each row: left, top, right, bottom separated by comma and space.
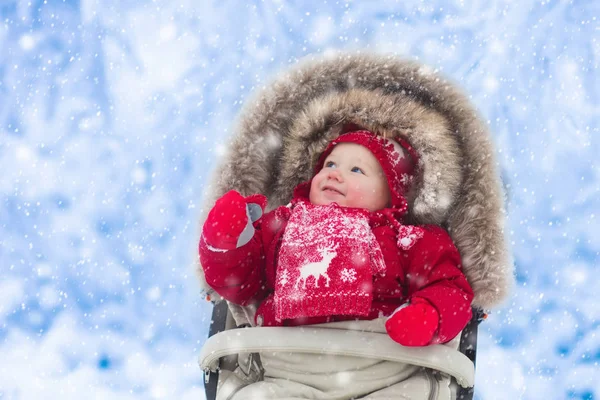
340, 268, 357, 283
278, 270, 290, 286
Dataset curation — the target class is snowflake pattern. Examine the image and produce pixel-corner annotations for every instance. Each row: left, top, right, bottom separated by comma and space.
400, 173, 411, 186
340, 268, 357, 283
278, 269, 290, 286
397, 225, 425, 250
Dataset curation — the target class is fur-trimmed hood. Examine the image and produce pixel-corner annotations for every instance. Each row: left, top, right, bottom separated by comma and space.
198, 52, 513, 310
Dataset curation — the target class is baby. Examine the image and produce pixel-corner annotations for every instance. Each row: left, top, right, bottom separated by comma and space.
199, 130, 474, 346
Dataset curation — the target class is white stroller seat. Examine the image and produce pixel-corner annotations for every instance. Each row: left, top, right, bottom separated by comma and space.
199, 324, 475, 385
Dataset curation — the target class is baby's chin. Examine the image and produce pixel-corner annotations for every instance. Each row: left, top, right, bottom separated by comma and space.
310, 198, 383, 212
316, 196, 378, 211
313, 199, 340, 207
309, 194, 344, 208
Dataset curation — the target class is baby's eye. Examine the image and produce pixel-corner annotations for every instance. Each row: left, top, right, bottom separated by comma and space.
325, 161, 337, 168
351, 166, 365, 174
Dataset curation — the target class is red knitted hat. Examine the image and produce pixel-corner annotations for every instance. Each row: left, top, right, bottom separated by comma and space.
313, 130, 418, 212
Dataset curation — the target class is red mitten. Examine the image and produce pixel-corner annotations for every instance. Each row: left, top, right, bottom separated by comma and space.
202, 190, 267, 250
385, 298, 439, 347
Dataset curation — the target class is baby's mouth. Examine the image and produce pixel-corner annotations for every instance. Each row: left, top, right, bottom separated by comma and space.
323, 185, 344, 196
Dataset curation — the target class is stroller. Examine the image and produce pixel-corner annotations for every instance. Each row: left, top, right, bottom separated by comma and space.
197, 53, 513, 400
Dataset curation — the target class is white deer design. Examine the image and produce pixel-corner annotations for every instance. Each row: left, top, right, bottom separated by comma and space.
295, 242, 339, 289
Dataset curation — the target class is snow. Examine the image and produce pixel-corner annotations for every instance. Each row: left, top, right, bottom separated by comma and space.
1, 1, 598, 399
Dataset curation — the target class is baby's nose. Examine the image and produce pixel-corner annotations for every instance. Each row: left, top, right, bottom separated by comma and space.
328, 169, 343, 181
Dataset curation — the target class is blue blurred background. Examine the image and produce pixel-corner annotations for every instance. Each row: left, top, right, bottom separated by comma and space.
0, 1, 598, 399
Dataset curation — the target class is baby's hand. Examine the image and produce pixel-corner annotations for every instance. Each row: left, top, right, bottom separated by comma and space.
385, 298, 439, 346
202, 190, 267, 251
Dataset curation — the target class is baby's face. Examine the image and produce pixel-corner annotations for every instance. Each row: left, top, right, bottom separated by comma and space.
309, 143, 391, 212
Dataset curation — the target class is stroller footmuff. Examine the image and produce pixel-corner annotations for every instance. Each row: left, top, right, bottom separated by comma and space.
196, 52, 513, 400
200, 320, 472, 399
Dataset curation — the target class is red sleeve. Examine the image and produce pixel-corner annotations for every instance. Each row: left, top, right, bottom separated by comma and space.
403, 225, 474, 343
198, 205, 291, 306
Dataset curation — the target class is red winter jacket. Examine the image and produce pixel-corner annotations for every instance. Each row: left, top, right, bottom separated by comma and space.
199, 194, 474, 344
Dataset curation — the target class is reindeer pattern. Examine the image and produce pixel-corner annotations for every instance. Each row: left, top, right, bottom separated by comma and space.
275, 201, 386, 295
274, 202, 385, 321
294, 242, 339, 289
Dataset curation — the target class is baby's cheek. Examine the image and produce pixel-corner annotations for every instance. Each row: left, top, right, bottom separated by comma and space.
350, 183, 363, 193
308, 179, 320, 199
